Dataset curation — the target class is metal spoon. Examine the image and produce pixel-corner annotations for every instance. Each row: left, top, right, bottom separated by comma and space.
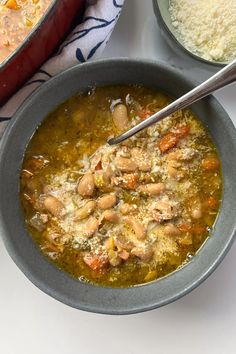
108, 59, 236, 145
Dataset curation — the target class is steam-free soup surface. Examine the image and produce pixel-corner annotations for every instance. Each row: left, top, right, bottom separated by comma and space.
20, 85, 222, 287
0, 0, 51, 63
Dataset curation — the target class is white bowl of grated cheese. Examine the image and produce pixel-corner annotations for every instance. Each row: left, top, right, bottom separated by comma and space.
153, 0, 236, 67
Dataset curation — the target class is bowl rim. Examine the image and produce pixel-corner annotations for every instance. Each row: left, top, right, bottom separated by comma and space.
0, 58, 236, 315
153, 0, 226, 68
0, 0, 58, 70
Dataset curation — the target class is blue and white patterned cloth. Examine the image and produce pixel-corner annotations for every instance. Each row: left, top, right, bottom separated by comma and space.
0, 0, 124, 136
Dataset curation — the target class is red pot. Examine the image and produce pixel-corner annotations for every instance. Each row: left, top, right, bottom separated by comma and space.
0, 0, 85, 106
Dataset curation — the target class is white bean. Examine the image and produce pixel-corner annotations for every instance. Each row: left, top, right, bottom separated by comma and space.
124, 216, 146, 240
44, 196, 65, 217
138, 183, 165, 196
164, 224, 180, 236
76, 200, 96, 220
112, 104, 129, 131
154, 199, 177, 220
102, 210, 119, 223
97, 193, 117, 210
77, 172, 95, 197
115, 156, 137, 173
120, 203, 137, 215
131, 246, 153, 262
167, 161, 184, 180
84, 217, 99, 237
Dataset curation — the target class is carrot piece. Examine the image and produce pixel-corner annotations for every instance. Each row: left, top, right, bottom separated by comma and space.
207, 196, 219, 210
125, 174, 139, 190
138, 108, 152, 120
5, 0, 20, 10
159, 124, 190, 153
83, 253, 108, 271
159, 132, 179, 153
178, 223, 207, 236
174, 124, 190, 138
178, 223, 192, 233
191, 224, 207, 235
202, 156, 220, 171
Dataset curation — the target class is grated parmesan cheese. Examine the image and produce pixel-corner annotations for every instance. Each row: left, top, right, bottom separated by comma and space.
169, 0, 236, 62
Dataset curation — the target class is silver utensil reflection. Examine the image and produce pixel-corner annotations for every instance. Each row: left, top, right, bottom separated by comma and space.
108, 59, 236, 145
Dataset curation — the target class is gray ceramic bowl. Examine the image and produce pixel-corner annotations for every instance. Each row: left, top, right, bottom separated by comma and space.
153, 0, 226, 69
0, 59, 236, 315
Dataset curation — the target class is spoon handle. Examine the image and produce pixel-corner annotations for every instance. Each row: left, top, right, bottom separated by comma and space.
108, 59, 236, 145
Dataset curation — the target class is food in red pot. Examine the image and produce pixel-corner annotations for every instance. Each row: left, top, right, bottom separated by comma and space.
0, 0, 85, 105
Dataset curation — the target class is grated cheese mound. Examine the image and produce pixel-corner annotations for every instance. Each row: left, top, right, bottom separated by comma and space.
169, 0, 236, 62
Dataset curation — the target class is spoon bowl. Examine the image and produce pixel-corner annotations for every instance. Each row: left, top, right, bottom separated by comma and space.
108, 59, 236, 145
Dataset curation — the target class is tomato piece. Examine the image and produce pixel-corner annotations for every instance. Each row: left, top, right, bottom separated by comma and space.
95, 160, 102, 170
83, 253, 108, 271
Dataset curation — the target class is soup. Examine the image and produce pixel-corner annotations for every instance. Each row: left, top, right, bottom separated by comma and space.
20, 85, 222, 287
0, 0, 51, 63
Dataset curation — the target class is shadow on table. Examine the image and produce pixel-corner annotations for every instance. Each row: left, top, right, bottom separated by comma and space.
103, 0, 140, 57
146, 241, 236, 319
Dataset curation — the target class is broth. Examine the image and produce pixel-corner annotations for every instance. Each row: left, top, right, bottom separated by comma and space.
20, 85, 222, 287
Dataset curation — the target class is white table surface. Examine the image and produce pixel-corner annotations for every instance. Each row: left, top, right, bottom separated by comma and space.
1, 1, 236, 353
